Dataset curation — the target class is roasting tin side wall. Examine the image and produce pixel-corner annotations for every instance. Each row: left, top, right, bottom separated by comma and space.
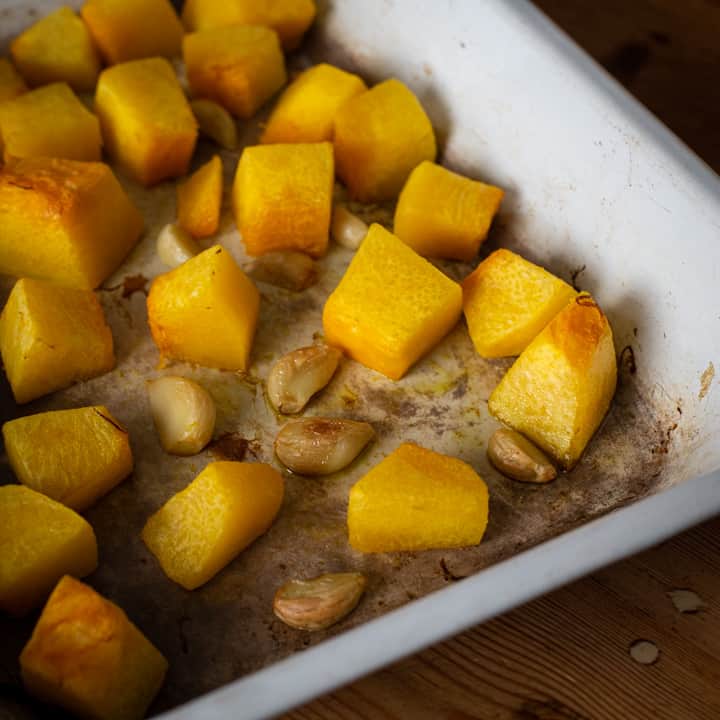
1, 1, 719, 719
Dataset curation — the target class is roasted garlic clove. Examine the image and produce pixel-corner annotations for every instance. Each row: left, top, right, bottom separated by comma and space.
247, 251, 318, 291
273, 572, 367, 631
487, 428, 557, 483
331, 204, 368, 250
147, 376, 216, 456
267, 345, 342, 414
190, 98, 238, 150
274, 418, 374, 475
156, 223, 200, 268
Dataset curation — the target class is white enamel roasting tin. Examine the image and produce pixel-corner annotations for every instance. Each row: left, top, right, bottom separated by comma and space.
160, 1, 719, 716
161, 1, 720, 714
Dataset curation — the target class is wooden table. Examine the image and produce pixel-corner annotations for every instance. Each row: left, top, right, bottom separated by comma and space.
290, 2, 720, 718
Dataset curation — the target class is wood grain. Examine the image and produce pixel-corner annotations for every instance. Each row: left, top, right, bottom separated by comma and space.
535, 0, 720, 172
288, 1, 720, 718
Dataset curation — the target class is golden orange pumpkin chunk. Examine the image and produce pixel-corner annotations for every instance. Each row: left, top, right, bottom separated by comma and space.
183, 24, 286, 119
394, 161, 505, 261
20, 576, 167, 720
0, 82, 101, 161
462, 249, 577, 358
0, 487, 97, 616
181, 0, 316, 51
147, 245, 260, 371
348, 443, 489, 553
3, 406, 133, 512
81, 0, 183, 64
180, 0, 238, 33
95, 58, 197, 186
142, 462, 284, 590
95, 58, 197, 185
261, 63, 366, 144
489, 295, 617, 469
323, 224, 462, 380
10, 7, 101, 92
0, 156, 143, 289
233, 142, 333, 257
334, 79, 436, 202
0, 278, 115, 404
0, 57, 28, 102
177, 154, 223, 239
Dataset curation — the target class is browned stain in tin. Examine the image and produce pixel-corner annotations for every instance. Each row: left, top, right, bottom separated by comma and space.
451, 371, 469, 400
208, 433, 251, 461
651, 421, 678, 457
699, 362, 715, 400
570, 264, 586, 291
619, 345, 637, 375
440, 558, 466, 583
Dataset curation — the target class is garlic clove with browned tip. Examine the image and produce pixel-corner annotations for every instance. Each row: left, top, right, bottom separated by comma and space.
274, 418, 374, 475
190, 98, 238, 150
273, 572, 367, 631
267, 345, 342, 414
147, 376, 216, 456
331, 204, 368, 250
487, 428, 557, 483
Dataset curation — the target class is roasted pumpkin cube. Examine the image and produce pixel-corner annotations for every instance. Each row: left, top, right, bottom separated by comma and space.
463, 249, 577, 358
183, 24, 286, 119
488, 295, 617, 469
180, 0, 239, 34
147, 245, 260, 371
0, 157, 143, 289
0, 487, 97, 616
81, 0, 183, 65
177, 154, 222, 239
20, 576, 167, 720
0, 57, 27, 102
95, 57, 197, 186
142, 461, 284, 589
233, 142, 333, 257
348, 443, 489, 553
394, 161, 505, 261
3, 406, 133, 511
323, 224, 462, 379
0, 82, 101, 161
181, 0, 316, 51
0, 278, 114, 404
10, 7, 101, 92
261, 63, 366, 144
334, 79, 436, 202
